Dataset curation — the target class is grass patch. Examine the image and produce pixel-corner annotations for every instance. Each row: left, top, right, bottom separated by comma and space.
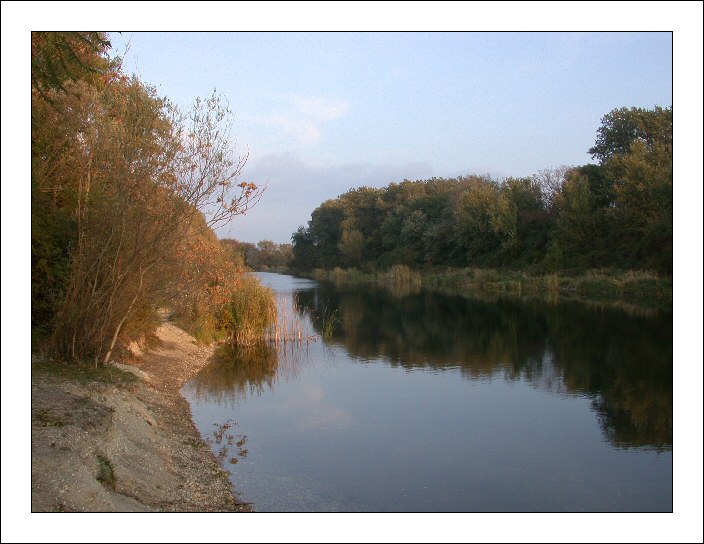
312, 267, 375, 283
34, 409, 65, 427
95, 453, 116, 490
386, 264, 421, 286
32, 359, 139, 386
619, 275, 672, 306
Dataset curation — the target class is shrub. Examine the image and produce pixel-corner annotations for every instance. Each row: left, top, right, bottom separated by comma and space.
220, 276, 277, 347
387, 264, 421, 286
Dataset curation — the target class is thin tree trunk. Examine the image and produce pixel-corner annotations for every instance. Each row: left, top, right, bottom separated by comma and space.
101, 263, 153, 366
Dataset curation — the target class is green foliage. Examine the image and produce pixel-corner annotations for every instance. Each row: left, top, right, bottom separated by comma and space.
589, 106, 672, 164
222, 239, 293, 271
190, 314, 223, 345
290, 226, 319, 270
338, 228, 365, 266
454, 177, 517, 261
31, 183, 76, 337
595, 106, 672, 274
291, 105, 671, 277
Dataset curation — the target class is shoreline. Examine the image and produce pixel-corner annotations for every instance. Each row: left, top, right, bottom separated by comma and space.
31, 315, 250, 512
289, 266, 673, 310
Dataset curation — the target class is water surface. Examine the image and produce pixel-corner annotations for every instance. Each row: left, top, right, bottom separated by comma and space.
183, 272, 672, 512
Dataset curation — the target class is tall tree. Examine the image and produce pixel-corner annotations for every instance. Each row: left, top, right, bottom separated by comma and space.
591, 106, 673, 272
31, 32, 113, 101
588, 106, 672, 164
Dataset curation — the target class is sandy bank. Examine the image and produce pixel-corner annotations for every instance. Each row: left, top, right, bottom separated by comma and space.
31, 316, 250, 512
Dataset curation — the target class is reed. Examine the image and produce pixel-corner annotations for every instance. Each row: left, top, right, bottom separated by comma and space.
304, 264, 671, 309
222, 276, 277, 347
264, 295, 320, 347
386, 264, 421, 285
321, 306, 341, 339
543, 273, 561, 293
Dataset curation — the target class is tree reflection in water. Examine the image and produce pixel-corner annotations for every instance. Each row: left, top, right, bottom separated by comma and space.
190, 279, 672, 451
189, 340, 313, 405
297, 282, 672, 451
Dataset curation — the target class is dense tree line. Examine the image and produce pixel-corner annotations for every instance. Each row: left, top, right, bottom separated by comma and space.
31, 32, 265, 363
291, 106, 672, 275
221, 239, 293, 271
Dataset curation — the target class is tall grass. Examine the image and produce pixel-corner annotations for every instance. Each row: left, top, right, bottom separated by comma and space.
386, 264, 421, 286
312, 267, 372, 283
220, 276, 325, 349
222, 276, 277, 347
265, 294, 319, 346
307, 264, 670, 309
321, 306, 341, 339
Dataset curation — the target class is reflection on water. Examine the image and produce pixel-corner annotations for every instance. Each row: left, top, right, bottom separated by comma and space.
298, 282, 672, 450
191, 344, 279, 402
184, 273, 672, 511
190, 341, 314, 405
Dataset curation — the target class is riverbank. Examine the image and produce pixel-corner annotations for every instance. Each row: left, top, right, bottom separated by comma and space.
300, 266, 672, 309
31, 313, 250, 512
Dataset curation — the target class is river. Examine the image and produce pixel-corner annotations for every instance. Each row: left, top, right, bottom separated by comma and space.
182, 272, 672, 512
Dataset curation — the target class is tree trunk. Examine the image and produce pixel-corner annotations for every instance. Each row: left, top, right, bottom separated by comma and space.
101, 264, 152, 366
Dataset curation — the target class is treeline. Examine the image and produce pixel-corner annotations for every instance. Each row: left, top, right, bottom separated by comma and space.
291, 106, 672, 276
31, 32, 270, 364
221, 239, 293, 272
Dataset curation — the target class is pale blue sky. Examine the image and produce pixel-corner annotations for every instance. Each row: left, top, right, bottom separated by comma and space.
108, 31, 672, 244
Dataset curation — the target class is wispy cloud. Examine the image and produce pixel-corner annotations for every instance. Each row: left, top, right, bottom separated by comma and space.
216, 152, 434, 243
248, 95, 348, 149
260, 114, 322, 147
290, 95, 348, 122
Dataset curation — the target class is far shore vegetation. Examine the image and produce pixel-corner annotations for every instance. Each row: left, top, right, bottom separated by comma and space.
300, 265, 672, 310
236, 103, 672, 310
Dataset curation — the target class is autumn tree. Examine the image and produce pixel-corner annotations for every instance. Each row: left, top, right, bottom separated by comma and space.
453, 176, 517, 264
503, 176, 551, 265
32, 33, 263, 364
31, 33, 115, 335
597, 107, 673, 273
31, 31, 113, 100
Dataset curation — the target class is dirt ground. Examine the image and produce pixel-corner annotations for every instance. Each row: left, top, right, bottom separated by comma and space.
31, 314, 251, 512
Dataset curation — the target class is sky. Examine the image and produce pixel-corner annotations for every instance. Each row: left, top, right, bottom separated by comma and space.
2, 3, 703, 543
107, 30, 673, 244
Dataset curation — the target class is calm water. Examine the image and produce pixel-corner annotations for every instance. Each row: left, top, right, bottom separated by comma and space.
182, 272, 672, 512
